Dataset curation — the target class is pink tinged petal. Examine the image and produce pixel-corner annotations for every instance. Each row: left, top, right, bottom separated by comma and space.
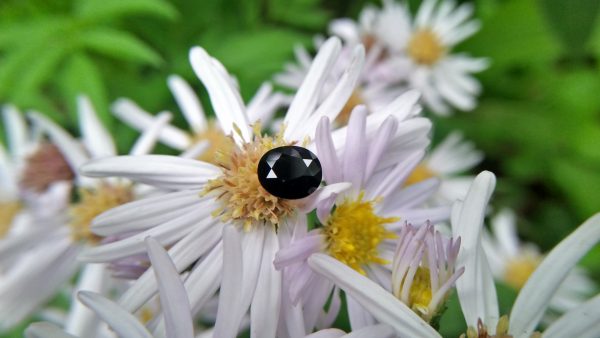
26, 322, 78, 338
304, 328, 345, 338
543, 293, 600, 338
250, 230, 282, 338
65, 264, 109, 337
364, 116, 398, 180
214, 226, 245, 338
80, 155, 220, 190
129, 112, 173, 156
342, 106, 367, 191
273, 234, 325, 269
368, 151, 425, 199
308, 254, 441, 337
347, 294, 376, 329
167, 75, 207, 134
374, 90, 421, 123
27, 112, 90, 181
343, 324, 396, 338
302, 276, 334, 331
318, 286, 342, 329
316, 117, 342, 184
297, 183, 352, 213
112, 98, 191, 150
298, 46, 366, 140
316, 195, 336, 224
283, 37, 341, 140
77, 291, 153, 338
78, 95, 116, 159
119, 221, 222, 313
145, 237, 194, 338
452, 171, 499, 330
509, 212, 600, 338
92, 189, 205, 235
382, 178, 440, 213
189, 47, 250, 144
80, 207, 213, 262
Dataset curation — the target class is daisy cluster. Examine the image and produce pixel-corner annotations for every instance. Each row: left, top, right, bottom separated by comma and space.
0, 1, 599, 338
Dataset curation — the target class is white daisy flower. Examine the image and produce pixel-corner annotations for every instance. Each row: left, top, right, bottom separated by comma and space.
404, 131, 483, 204
329, 0, 488, 115
78, 37, 374, 338
453, 171, 600, 338
113, 74, 287, 163
482, 208, 596, 324
0, 96, 167, 333
273, 106, 449, 332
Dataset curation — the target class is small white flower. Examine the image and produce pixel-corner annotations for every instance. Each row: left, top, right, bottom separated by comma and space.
453, 171, 600, 338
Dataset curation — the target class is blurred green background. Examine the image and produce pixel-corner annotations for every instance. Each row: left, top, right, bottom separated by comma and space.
1, 0, 599, 337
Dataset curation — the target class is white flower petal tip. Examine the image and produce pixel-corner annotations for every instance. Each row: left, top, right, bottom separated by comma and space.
509, 212, 600, 337
308, 254, 441, 338
297, 182, 352, 213
25, 322, 78, 338
77, 291, 153, 338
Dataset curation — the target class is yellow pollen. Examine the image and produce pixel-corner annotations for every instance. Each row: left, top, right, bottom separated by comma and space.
139, 307, 154, 324
404, 163, 437, 186
69, 183, 133, 244
203, 124, 296, 230
504, 255, 541, 290
408, 29, 445, 65
323, 193, 398, 274
336, 90, 365, 126
191, 121, 235, 165
0, 201, 21, 238
405, 267, 434, 321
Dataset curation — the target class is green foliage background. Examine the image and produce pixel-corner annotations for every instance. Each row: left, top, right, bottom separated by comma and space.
1, 0, 600, 337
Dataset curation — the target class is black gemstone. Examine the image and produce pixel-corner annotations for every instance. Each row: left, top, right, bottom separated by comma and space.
257, 146, 322, 200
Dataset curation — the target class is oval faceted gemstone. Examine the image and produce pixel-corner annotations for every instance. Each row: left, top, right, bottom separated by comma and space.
257, 146, 322, 199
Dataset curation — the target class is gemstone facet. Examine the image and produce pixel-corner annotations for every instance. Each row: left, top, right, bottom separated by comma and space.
257, 146, 322, 199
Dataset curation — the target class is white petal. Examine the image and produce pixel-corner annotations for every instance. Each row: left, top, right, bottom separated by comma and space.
364, 116, 398, 180
80, 155, 219, 190
214, 226, 245, 338
347, 295, 376, 329
129, 112, 173, 156
509, 212, 600, 337
368, 151, 425, 199
168, 75, 207, 134
146, 237, 194, 338
344, 324, 396, 338
304, 328, 345, 338
453, 171, 499, 329
189, 47, 250, 144
315, 117, 342, 184
65, 264, 109, 337
185, 242, 223, 314
297, 182, 352, 213
25, 322, 78, 338
342, 106, 367, 191
78, 95, 116, 158
112, 98, 191, 150
543, 293, 600, 338
250, 230, 282, 338
308, 254, 440, 337
2, 105, 27, 162
77, 291, 153, 338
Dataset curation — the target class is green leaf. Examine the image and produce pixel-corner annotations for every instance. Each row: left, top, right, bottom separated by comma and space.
82, 28, 162, 66
59, 53, 109, 128
551, 159, 600, 219
539, 0, 600, 56
11, 44, 68, 102
0, 17, 66, 49
75, 0, 177, 22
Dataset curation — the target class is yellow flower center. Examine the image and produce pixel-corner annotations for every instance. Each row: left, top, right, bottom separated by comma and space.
404, 163, 437, 186
69, 183, 133, 244
0, 201, 21, 238
191, 121, 235, 165
323, 193, 398, 274
203, 125, 297, 230
336, 90, 365, 126
406, 267, 434, 321
504, 255, 541, 290
408, 29, 445, 65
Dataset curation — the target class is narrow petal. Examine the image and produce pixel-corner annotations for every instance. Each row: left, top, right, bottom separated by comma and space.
342, 106, 367, 191
543, 294, 600, 338
509, 212, 600, 337
77, 291, 153, 338
304, 328, 345, 338
315, 117, 342, 184
78, 95, 116, 158
308, 254, 440, 337
364, 116, 398, 179
25, 322, 78, 338
167, 75, 207, 134
250, 230, 282, 338
146, 237, 194, 338
344, 324, 396, 338
80, 155, 219, 190
129, 112, 173, 156
2, 105, 27, 162
65, 264, 109, 337
297, 183, 352, 213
